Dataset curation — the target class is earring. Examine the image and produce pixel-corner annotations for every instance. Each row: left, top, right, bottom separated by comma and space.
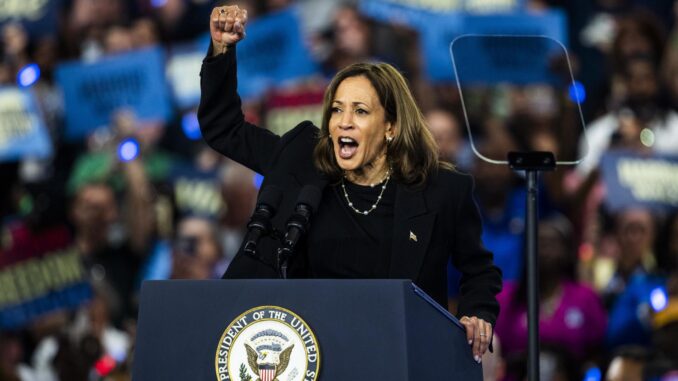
386, 136, 393, 144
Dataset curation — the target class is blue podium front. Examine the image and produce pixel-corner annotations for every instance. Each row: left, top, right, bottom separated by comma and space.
132, 279, 481, 380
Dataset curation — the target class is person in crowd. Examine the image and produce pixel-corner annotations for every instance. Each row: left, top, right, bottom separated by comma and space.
425, 108, 465, 165
103, 24, 135, 55
604, 208, 667, 350
2, 23, 30, 69
219, 160, 258, 270
69, 182, 143, 325
130, 18, 161, 49
495, 215, 607, 379
0, 332, 35, 381
169, 215, 223, 280
611, 12, 666, 75
537, 346, 580, 381
577, 54, 678, 176
602, 208, 658, 303
605, 346, 648, 381
469, 137, 526, 284
29, 286, 132, 381
322, 3, 374, 75
199, 4, 502, 361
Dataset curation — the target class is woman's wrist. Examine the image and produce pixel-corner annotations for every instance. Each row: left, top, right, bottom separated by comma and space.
211, 41, 229, 56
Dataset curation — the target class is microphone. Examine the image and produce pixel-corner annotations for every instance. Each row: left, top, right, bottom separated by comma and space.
242, 185, 283, 256
278, 184, 324, 278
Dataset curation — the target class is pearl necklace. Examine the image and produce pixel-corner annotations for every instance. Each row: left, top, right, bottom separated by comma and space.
341, 170, 391, 216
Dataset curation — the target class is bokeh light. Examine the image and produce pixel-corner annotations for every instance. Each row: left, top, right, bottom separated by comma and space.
650, 287, 668, 312
17, 63, 41, 88
583, 367, 602, 381
182, 112, 202, 140
118, 138, 140, 162
568, 80, 586, 104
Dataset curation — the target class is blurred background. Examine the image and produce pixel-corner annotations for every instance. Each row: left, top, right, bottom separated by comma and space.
1, 0, 678, 380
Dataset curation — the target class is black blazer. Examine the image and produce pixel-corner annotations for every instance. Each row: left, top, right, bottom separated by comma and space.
198, 47, 502, 325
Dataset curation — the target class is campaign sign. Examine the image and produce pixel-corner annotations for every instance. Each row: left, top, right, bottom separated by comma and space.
0, 0, 60, 38
55, 46, 172, 141
169, 162, 224, 219
421, 10, 568, 82
235, 7, 319, 100
359, 0, 525, 28
600, 151, 678, 213
167, 42, 205, 109
359, 0, 438, 28
0, 87, 52, 161
0, 224, 91, 329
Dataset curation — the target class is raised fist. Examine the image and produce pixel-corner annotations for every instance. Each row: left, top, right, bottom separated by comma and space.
210, 5, 248, 54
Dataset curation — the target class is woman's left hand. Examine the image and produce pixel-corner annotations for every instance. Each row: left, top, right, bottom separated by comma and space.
459, 315, 492, 363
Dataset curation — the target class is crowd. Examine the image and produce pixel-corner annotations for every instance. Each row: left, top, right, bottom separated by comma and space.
1, 0, 678, 380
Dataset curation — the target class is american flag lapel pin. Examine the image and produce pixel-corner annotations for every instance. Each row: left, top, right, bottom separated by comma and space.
409, 231, 417, 242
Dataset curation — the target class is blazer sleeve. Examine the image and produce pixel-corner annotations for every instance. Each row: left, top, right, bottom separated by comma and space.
451, 174, 503, 326
198, 45, 280, 174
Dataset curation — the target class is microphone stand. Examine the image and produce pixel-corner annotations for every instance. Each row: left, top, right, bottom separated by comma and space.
277, 247, 292, 279
276, 206, 311, 279
507, 151, 555, 381
275, 185, 322, 279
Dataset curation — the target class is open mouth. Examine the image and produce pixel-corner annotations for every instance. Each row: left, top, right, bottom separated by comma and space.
338, 136, 359, 159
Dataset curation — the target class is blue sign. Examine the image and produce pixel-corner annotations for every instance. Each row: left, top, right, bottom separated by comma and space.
169, 162, 224, 219
359, 0, 438, 29
0, 248, 92, 330
167, 42, 205, 109
55, 46, 173, 141
359, 0, 526, 27
0, 0, 60, 39
235, 7, 319, 100
600, 151, 678, 213
422, 11, 568, 82
0, 87, 52, 161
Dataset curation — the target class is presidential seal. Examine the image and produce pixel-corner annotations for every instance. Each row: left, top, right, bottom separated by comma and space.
215, 306, 320, 381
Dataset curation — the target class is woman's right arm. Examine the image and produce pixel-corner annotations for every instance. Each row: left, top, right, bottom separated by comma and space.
198, 5, 279, 174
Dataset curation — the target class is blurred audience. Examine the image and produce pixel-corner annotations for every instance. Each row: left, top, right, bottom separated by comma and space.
425, 109, 466, 165
2, 1, 678, 379
495, 216, 607, 380
169, 216, 222, 280
605, 346, 648, 381
577, 54, 678, 176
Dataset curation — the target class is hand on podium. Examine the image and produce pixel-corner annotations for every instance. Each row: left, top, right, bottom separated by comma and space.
459, 315, 492, 364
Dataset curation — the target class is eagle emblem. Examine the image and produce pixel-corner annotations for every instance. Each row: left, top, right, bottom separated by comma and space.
215, 306, 319, 381
244, 330, 294, 381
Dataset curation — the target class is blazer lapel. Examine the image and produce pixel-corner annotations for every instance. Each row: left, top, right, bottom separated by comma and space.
388, 183, 436, 280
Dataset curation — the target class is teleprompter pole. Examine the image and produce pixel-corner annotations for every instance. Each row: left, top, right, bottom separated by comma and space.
508, 151, 555, 381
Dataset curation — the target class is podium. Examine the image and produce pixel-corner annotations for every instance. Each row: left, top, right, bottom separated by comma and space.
132, 279, 482, 380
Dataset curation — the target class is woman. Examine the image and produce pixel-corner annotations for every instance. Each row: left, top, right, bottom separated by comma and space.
494, 215, 607, 380
199, 5, 502, 361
